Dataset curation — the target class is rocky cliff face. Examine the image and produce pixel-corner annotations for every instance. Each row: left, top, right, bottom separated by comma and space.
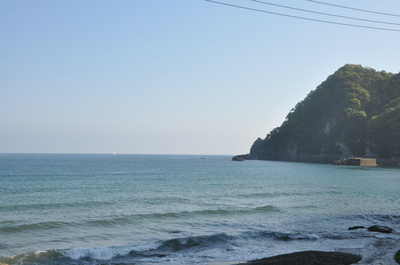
238, 65, 400, 164
246, 139, 348, 163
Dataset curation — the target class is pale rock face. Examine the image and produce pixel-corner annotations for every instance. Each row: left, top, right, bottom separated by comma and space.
321, 121, 334, 134
336, 142, 353, 158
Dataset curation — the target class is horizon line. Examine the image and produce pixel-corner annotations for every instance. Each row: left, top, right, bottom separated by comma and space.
0, 152, 236, 156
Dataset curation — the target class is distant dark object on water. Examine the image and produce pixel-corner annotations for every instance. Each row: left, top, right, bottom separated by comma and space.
348, 225, 393, 233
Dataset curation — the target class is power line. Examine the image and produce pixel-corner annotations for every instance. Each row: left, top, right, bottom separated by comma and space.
249, 0, 400, 26
204, 0, 400, 32
307, 0, 400, 18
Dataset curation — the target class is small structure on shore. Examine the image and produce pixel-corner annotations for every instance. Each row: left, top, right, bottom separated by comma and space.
334, 157, 376, 166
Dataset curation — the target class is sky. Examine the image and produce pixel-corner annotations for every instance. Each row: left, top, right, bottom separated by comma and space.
1, 0, 400, 155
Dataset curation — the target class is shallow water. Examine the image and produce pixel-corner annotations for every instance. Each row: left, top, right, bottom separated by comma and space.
0, 154, 399, 264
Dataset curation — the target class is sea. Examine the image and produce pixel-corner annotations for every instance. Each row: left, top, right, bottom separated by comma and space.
0, 154, 399, 265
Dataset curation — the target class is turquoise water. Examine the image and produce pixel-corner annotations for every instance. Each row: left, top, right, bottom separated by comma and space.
0, 154, 399, 264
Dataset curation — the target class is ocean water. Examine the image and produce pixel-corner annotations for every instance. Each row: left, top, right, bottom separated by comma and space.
0, 154, 399, 265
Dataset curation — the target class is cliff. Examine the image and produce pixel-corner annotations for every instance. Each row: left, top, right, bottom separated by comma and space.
238, 64, 400, 164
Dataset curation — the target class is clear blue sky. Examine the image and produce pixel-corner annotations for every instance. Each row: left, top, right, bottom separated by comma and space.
1, 0, 400, 155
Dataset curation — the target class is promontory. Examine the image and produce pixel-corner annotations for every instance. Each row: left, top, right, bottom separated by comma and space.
235, 64, 400, 165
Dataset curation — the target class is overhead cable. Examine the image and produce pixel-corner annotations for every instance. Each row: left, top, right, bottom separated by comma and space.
204, 0, 400, 32
249, 0, 400, 26
307, 0, 400, 18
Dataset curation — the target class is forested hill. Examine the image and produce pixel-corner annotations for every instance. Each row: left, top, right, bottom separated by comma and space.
240, 64, 400, 164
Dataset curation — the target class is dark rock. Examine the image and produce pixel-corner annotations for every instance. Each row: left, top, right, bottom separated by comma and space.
348, 225, 393, 233
334, 158, 348, 165
250, 137, 264, 155
242, 251, 362, 265
232, 156, 244, 161
368, 225, 393, 233
348, 226, 365, 230
232, 153, 260, 161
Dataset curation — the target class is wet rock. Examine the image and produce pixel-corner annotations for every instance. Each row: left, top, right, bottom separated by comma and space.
243, 251, 362, 265
348, 226, 365, 230
348, 225, 394, 233
367, 225, 393, 233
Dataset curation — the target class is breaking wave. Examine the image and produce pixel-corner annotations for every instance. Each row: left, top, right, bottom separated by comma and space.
0, 230, 325, 264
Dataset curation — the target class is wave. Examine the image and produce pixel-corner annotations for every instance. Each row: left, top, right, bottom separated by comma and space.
143, 196, 192, 205
253, 205, 281, 212
140, 205, 280, 220
83, 205, 281, 225
0, 205, 281, 235
246, 230, 320, 241
0, 201, 114, 212
348, 213, 400, 231
62, 233, 235, 261
367, 213, 400, 223
63, 246, 134, 261
0, 230, 335, 264
0, 250, 62, 265
0, 221, 73, 233
238, 192, 306, 198
269, 231, 320, 241
0, 247, 138, 265
155, 233, 234, 252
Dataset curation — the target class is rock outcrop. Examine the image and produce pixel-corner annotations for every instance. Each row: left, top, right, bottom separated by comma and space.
348, 225, 394, 233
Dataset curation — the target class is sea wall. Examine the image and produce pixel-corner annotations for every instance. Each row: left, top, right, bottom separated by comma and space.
334, 158, 377, 166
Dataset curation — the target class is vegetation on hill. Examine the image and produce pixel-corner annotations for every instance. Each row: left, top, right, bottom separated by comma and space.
247, 64, 400, 163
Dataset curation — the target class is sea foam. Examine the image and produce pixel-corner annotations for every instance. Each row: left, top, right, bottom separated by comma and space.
63, 243, 162, 261
64, 246, 121, 260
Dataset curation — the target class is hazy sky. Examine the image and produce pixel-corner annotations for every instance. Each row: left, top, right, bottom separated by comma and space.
1, 0, 400, 155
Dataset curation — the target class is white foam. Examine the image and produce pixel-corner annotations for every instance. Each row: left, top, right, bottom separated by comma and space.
63, 242, 162, 261
131, 241, 161, 252
64, 246, 116, 260
374, 233, 400, 240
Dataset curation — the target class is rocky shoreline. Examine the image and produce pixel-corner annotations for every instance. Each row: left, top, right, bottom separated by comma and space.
229, 224, 399, 265
232, 154, 400, 166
